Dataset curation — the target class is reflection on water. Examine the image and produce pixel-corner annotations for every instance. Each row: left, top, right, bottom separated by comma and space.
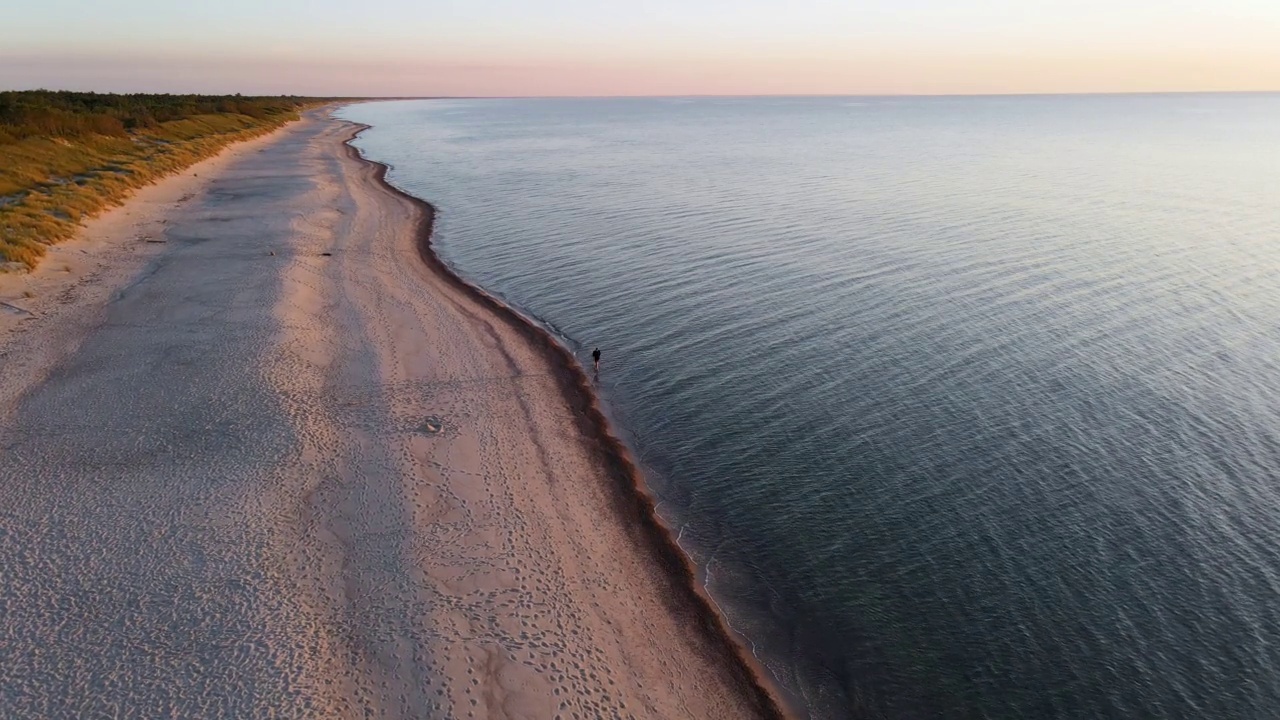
341, 94, 1280, 719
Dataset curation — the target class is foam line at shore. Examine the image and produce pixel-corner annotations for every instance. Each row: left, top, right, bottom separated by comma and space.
340, 119, 795, 720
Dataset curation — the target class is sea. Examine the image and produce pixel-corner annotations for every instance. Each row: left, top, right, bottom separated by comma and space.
337, 94, 1280, 719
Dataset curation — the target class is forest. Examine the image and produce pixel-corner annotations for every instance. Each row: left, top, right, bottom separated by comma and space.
0, 91, 310, 143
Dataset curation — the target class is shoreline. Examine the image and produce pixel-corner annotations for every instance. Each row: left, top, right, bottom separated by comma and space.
340, 119, 795, 720
0, 108, 797, 717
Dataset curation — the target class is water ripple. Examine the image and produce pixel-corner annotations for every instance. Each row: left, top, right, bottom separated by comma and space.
342, 94, 1280, 720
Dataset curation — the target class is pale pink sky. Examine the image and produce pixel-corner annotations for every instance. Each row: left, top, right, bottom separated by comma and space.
3, 0, 1278, 95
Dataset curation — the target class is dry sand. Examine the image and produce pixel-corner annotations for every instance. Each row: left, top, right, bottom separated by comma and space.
0, 110, 786, 718
0, 126, 290, 420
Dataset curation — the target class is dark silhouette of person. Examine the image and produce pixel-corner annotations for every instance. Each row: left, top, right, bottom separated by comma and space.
592, 347, 601, 372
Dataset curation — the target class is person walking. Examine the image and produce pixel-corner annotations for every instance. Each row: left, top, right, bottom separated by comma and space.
592, 347, 601, 372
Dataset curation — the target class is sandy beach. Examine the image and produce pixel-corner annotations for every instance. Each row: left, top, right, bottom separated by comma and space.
0, 109, 786, 718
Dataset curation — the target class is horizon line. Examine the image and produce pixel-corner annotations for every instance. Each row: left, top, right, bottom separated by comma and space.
6, 89, 1280, 100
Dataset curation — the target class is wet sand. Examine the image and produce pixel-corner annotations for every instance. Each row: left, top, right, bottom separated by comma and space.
0, 110, 785, 718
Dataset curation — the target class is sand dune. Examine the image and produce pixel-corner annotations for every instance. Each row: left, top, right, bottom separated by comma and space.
0, 110, 784, 718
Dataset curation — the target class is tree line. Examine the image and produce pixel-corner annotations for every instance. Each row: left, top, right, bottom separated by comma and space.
0, 90, 319, 144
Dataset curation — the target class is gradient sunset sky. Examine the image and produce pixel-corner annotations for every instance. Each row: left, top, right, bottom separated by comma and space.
3, 0, 1278, 96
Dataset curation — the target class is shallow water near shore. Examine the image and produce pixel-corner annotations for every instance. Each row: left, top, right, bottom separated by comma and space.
339, 95, 1280, 718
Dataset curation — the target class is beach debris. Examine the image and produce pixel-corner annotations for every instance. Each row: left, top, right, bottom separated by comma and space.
0, 300, 34, 316
421, 416, 445, 435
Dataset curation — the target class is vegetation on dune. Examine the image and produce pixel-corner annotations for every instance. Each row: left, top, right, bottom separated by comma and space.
0, 91, 330, 268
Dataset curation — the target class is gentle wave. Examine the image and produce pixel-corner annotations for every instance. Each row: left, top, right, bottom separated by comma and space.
341, 94, 1280, 719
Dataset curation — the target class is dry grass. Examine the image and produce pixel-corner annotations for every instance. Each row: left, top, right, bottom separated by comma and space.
0, 109, 318, 268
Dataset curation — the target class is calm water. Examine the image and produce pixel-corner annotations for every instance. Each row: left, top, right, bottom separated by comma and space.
338, 95, 1280, 719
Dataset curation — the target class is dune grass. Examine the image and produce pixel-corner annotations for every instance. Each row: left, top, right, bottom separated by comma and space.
1, 92, 328, 268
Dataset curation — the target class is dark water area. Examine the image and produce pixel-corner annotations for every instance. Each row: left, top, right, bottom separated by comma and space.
338, 95, 1280, 719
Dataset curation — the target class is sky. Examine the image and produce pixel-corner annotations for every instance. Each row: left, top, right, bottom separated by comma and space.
2, 0, 1278, 96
